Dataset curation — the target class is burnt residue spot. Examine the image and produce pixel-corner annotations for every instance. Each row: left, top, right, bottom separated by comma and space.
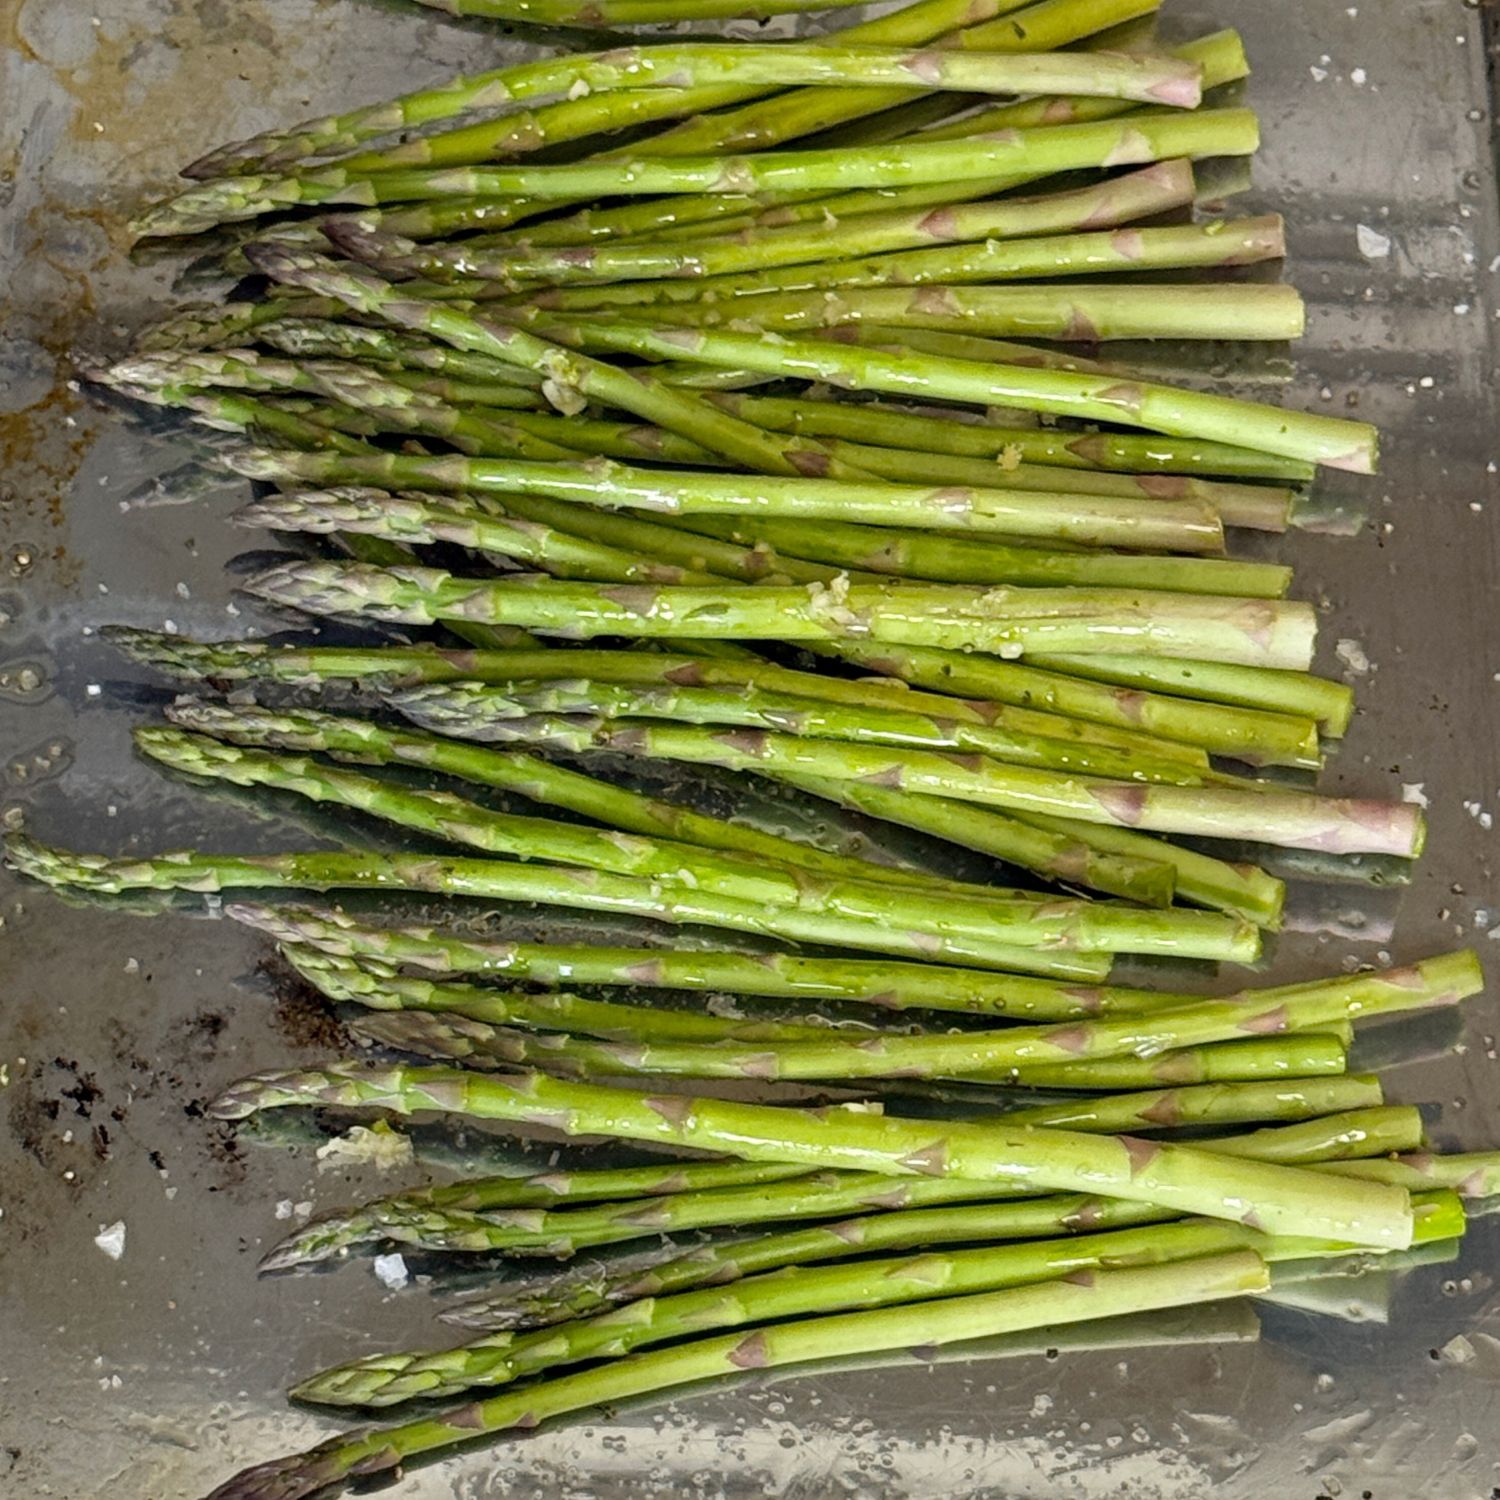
55, 1058, 102, 1119
183, 1008, 227, 1057
261, 953, 350, 1052
203, 1120, 247, 1185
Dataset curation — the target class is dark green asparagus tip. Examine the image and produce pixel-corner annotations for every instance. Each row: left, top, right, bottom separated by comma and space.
202, 1438, 371, 1500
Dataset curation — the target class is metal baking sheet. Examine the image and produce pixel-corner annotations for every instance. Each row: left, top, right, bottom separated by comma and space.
3, 1, 1499, 1495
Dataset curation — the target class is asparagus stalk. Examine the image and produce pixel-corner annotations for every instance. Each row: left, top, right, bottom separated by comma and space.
360, 48, 1206, 177
144, 728, 1215, 961
388, 700, 1424, 858
752, 767, 1184, 905
817, 640, 1323, 770
703, 392, 1317, 483
1029, 653, 1358, 736
246, 562, 1325, 671
396, 0, 1026, 33
985, 807, 1289, 924
205, 1254, 1267, 1500
184, 0, 1069, 177
244, 248, 866, 479
438, 1119, 1444, 1331
210, 1064, 1421, 1250
257, 318, 543, 387
149, 108, 1253, 237
554, 318, 1378, 473
348, 1006, 1349, 1089
106, 631, 1216, 770
143, 62, 1211, 237
284, 943, 871, 1047
242, 481, 1276, 599
606, 508, 1286, 596
159, 699, 1026, 898
396, 678, 1232, 787
357, 1002, 1356, 1098
331, 954, 1472, 1083
2, 835, 1110, 980
354, 1194, 1452, 1404
504, 160, 1198, 288
488, 21, 1241, 255
242, 487, 725, 586
1313, 1152, 1500, 1198
770, 772, 1184, 910
293, 1192, 1455, 1408
628, 420, 1301, 539
265, 1158, 819, 1271
412, 209, 1280, 299
260, 1076, 1389, 1271
227, 445, 1227, 554
228, 902, 1197, 1023
592, 281, 1305, 344
947, 1037, 1350, 1090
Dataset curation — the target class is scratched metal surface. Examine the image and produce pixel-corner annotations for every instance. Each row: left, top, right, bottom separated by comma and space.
3, 0, 1500, 1496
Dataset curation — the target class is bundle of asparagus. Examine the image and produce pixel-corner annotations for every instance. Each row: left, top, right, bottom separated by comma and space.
7, 2, 1494, 1497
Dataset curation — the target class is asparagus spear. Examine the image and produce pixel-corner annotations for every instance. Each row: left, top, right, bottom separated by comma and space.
443, 1171, 1395, 1334
158, 699, 1031, 898
493, 23, 1244, 255
980, 807, 1288, 925
350, 48, 1206, 177
502, 160, 1199, 288
632, 1, 1214, 174
204, 1254, 1268, 1500
397, 0, 1017, 32
390, 677, 1234, 787
245, 562, 1323, 670
241, 482, 1276, 599
149, 106, 1252, 238
294, 1191, 1456, 1408
145, 728, 1219, 961
106, 631, 1216, 770
772, 772, 1244, 914
2, 834, 1109, 980
160, 697, 1184, 905
403, 211, 1282, 299
234, 900, 1452, 1032
819, 640, 1324, 769
285, 944, 864, 1047
265, 1158, 819, 1270
211, 1063, 1421, 1252
388, 699, 1424, 858
331, 953, 1471, 1083
553, 318, 1378, 473
243, 487, 725, 586
227, 445, 1227, 554
588, 281, 1305, 344
1030, 652, 1358, 736
243, 248, 866, 480
348, 1005, 1347, 1089
581, 428, 1300, 540
259, 1076, 1389, 1271
1312, 1152, 1500, 1198
228, 902, 1197, 1023
185, 0, 1080, 177
745, 766, 1183, 906
702, 391, 1316, 482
